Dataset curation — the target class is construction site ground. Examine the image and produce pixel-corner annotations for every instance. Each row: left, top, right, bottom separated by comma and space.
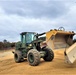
0, 49, 76, 75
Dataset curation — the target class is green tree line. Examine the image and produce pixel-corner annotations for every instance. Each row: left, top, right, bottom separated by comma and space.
0, 39, 15, 50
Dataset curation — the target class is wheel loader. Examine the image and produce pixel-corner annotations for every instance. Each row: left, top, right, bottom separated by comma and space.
13, 32, 54, 66
13, 27, 76, 66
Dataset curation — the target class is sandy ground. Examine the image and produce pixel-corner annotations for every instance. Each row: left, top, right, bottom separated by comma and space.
0, 49, 76, 75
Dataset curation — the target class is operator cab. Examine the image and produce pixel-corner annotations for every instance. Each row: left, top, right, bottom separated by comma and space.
20, 32, 36, 45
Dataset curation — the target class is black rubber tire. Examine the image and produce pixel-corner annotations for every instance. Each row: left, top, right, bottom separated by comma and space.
43, 48, 54, 61
27, 49, 40, 66
14, 50, 23, 63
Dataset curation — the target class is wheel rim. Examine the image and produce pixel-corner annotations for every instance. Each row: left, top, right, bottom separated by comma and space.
15, 53, 18, 60
28, 53, 34, 63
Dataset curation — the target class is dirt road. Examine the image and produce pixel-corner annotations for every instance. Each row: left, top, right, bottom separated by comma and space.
0, 49, 76, 75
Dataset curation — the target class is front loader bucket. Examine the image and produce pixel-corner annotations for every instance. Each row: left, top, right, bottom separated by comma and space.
46, 30, 74, 50
64, 43, 76, 64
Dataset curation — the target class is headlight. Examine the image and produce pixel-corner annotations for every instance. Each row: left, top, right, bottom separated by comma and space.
29, 44, 32, 46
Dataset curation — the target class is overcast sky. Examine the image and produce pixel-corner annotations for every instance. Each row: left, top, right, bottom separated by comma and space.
0, 0, 76, 42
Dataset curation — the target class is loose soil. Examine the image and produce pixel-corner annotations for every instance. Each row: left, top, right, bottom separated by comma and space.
0, 49, 76, 75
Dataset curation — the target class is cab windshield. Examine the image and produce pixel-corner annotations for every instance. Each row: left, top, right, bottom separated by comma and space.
26, 33, 36, 44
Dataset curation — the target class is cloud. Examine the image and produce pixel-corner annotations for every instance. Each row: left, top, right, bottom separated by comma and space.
0, 1, 76, 42
0, 1, 70, 18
